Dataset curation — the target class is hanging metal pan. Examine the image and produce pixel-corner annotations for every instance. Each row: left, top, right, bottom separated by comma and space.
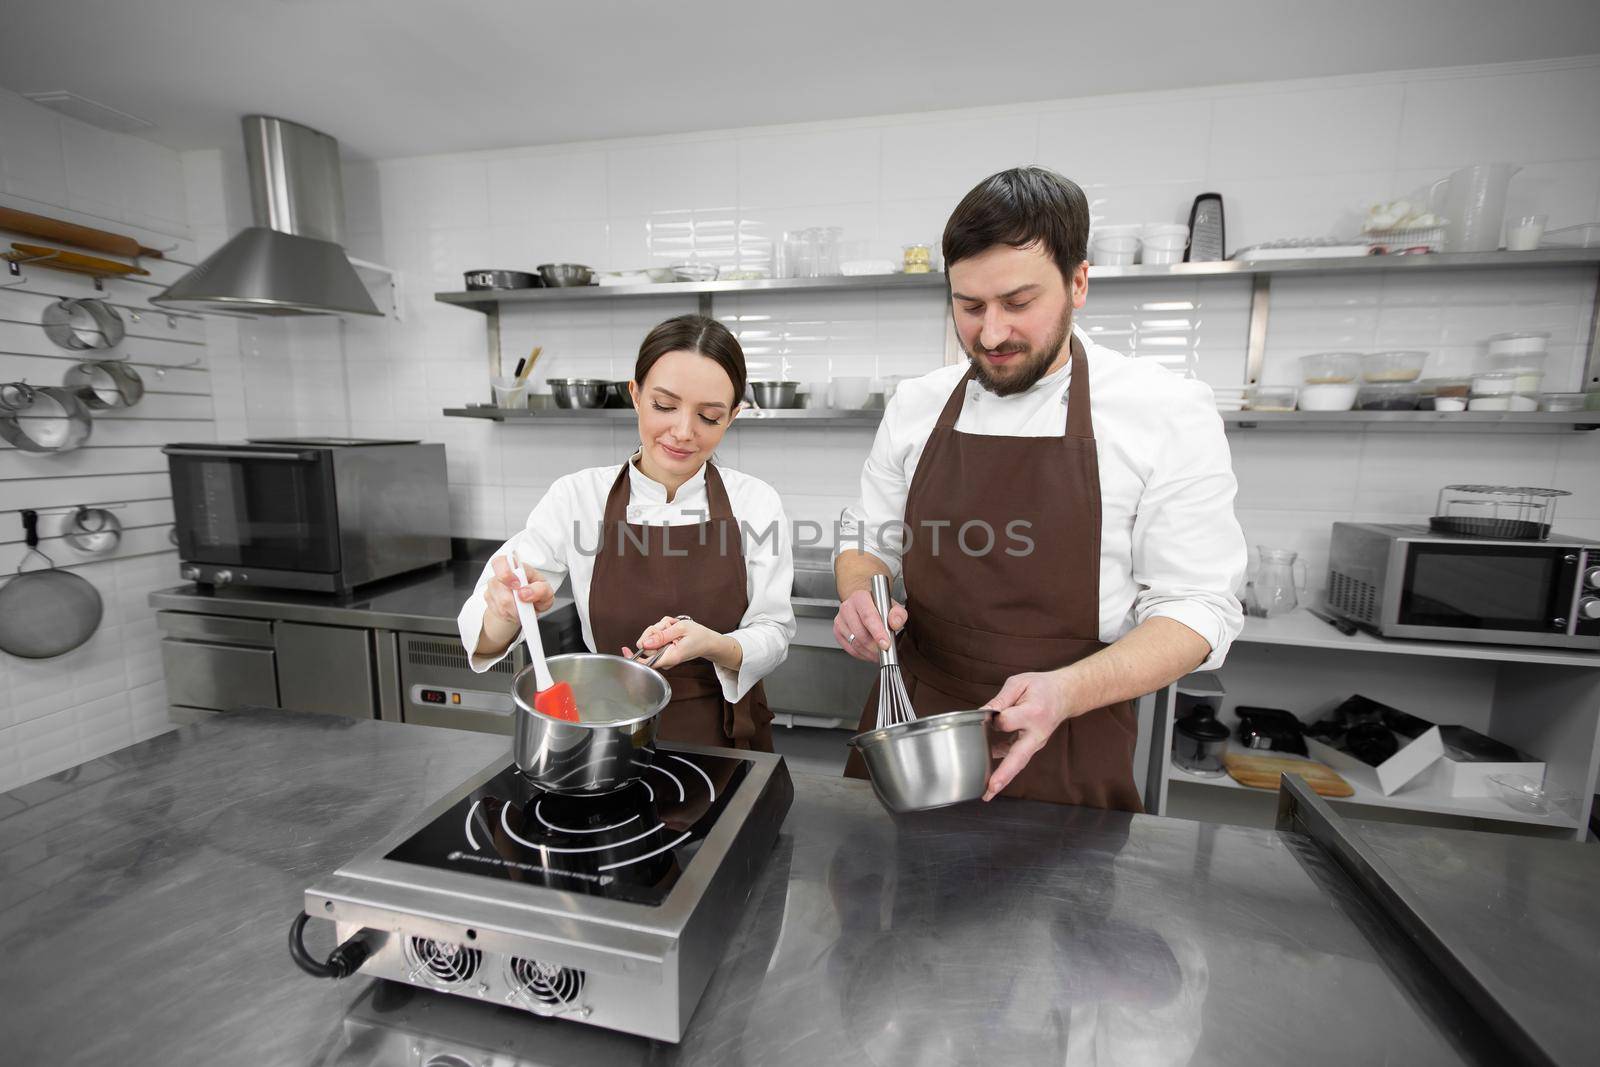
42, 297, 126, 351
0, 510, 104, 659
63, 359, 144, 409
63, 506, 123, 556
0, 382, 93, 452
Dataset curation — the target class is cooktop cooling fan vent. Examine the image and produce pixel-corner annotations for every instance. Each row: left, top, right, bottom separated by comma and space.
405, 937, 482, 985
507, 956, 586, 1010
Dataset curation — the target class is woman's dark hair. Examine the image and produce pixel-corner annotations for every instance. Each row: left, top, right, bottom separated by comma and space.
942, 166, 1090, 282
634, 314, 746, 407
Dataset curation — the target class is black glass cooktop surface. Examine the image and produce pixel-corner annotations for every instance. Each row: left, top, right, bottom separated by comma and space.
385, 749, 751, 906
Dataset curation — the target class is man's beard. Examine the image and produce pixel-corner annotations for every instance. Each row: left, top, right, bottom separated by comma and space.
963, 307, 1073, 397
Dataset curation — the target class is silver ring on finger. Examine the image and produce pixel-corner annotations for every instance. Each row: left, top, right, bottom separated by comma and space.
847, 632, 856, 643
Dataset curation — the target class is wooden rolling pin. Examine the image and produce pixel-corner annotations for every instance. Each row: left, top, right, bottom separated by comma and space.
0, 206, 164, 259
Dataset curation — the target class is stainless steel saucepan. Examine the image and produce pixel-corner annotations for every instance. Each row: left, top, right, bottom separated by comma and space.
511, 652, 672, 793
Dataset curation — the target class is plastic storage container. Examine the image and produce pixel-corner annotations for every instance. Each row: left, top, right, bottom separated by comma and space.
1542, 390, 1593, 412
1361, 350, 1428, 383
1091, 234, 1139, 267
1140, 225, 1189, 266
1245, 385, 1297, 411
1357, 382, 1422, 410
1299, 351, 1362, 384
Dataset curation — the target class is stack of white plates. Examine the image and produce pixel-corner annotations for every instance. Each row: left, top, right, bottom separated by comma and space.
1212, 386, 1247, 412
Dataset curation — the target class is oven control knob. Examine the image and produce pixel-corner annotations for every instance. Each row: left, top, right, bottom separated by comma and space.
180, 565, 200, 581
1578, 597, 1600, 622
212, 569, 234, 586
1583, 567, 1600, 590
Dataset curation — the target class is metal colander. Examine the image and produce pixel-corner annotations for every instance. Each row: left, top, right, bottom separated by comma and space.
0, 510, 104, 659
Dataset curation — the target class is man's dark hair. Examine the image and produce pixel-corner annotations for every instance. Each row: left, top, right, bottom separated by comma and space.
942, 167, 1090, 281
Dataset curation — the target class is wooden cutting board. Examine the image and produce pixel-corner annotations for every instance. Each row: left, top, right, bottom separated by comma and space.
1224, 752, 1354, 797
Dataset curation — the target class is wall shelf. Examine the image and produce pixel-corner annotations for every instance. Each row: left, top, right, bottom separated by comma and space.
443, 406, 1599, 432
443, 406, 884, 426
432, 247, 1600, 313
1223, 410, 1600, 433
437, 248, 1600, 398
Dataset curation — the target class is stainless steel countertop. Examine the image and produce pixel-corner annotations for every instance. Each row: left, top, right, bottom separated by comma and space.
148, 559, 576, 636
3, 710, 1587, 1065
1356, 821, 1600, 1067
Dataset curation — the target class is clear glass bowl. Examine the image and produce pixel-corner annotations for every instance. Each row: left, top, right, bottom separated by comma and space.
1486, 773, 1573, 816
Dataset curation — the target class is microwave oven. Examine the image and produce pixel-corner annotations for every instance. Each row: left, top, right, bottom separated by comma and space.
164, 438, 451, 594
1326, 522, 1600, 650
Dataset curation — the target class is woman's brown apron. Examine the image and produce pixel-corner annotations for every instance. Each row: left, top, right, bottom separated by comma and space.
588, 460, 773, 751
844, 337, 1143, 810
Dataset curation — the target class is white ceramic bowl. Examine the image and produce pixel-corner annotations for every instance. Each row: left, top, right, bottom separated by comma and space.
1298, 382, 1359, 411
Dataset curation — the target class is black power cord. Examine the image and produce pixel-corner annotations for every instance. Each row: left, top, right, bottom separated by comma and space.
288, 911, 380, 979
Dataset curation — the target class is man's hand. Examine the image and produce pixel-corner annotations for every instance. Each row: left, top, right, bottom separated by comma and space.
981, 669, 1078, 801
833, 588, 907, 663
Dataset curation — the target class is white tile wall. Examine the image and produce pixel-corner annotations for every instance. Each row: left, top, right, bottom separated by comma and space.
0, 89, 208, 791
18, 60, 1584, 793
302, 56, 1600, 593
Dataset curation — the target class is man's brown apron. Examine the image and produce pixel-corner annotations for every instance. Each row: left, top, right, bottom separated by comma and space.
844, 337, 1143, 810
588, 460, 774, 751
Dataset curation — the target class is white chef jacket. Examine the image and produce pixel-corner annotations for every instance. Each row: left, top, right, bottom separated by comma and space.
837, 326, 1246, 671
458, 458, 795, 702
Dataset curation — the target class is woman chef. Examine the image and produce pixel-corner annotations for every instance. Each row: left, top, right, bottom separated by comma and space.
458, 314, 795, 750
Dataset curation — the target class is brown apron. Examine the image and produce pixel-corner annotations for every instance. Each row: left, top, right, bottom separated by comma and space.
588, 460, 774, 752
844, 337, 1143, 811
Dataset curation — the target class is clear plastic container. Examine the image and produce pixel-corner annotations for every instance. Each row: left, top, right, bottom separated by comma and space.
1361, 350, 1428, 383
901, 243, 932, 274
1092, 234, 1140, 267
1485, 331, 1549, 358
1539, 392, 1587, 413
1488, 350, 1546, 393
490, 376, 527, 410
1245, 384, 1297, 411
1299, 351, 1362, 384
1140, 228, 1189, 266
1357, 382, 1421, 410
1471, 370, 1520, 396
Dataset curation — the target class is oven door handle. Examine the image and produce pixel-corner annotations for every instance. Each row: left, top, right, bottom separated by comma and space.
162, 446, 318, 461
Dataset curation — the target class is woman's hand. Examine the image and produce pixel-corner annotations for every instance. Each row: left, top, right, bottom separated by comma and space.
833, 588, 907, 663
625, 615, 741, 672
480, 554, 555, 649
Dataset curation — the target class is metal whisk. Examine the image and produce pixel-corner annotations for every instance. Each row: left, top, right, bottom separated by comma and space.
871, 573, 916, 729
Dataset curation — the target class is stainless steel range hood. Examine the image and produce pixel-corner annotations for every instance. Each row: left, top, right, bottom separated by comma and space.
155, 116, 380, 317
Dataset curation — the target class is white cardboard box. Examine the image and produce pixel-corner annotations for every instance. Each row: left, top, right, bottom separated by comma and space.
1306, 697, 1445, 796
1424, 725, 1545, 798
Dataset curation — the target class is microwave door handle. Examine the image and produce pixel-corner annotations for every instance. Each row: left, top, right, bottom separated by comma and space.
161, 447, 317, 461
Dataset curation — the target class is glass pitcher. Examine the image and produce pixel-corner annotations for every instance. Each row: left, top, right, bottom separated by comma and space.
1247, 546, 1307, 618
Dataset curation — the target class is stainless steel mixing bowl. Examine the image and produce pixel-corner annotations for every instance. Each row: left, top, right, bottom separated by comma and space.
847, 708, 994, 812
548, 377, 610, 409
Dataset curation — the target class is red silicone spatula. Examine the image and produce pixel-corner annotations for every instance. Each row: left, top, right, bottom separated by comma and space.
509, 553, 579, 723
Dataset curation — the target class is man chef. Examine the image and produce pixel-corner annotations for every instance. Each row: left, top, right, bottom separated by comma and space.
834, 166, 1247, 810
